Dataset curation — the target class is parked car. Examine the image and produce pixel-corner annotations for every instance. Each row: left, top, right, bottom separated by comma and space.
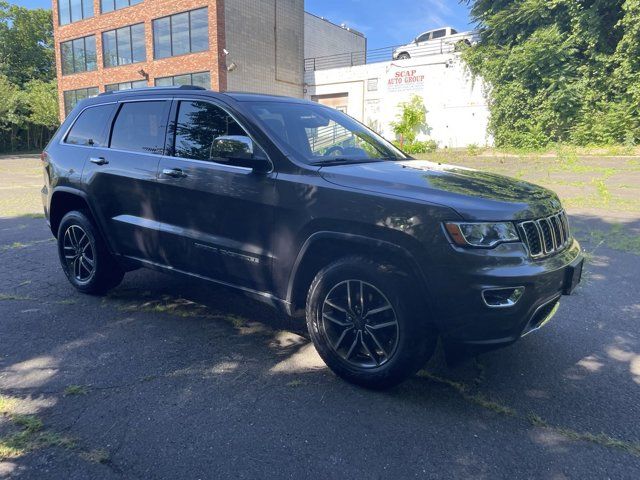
42, 86, 584, 389
393, 27, 473, 60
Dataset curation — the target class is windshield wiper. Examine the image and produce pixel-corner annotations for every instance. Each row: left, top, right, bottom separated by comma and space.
310, 158, 388, 167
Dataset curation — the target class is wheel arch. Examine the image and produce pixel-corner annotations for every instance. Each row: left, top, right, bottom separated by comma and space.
286, 231, 431, 315
49, 187, 106, 242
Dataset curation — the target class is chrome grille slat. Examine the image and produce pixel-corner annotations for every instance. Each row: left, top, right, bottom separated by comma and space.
519, 211, 571, 259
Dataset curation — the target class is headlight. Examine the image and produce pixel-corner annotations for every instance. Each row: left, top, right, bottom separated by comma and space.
444, 222, 519, 248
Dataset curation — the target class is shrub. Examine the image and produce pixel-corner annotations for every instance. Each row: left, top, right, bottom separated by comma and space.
396, 140, 437, 154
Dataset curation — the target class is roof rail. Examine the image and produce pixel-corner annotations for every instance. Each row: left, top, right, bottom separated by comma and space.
99, 85, 207, 96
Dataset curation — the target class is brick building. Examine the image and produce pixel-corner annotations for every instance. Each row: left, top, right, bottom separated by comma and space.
53, 0, 307, 118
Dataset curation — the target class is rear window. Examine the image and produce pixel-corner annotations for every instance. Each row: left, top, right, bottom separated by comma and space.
432, 29, 446, 39
65, 104, 115, 147
110, 101, 169, 154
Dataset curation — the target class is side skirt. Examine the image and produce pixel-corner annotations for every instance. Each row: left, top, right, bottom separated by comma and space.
120, 255, 295, 316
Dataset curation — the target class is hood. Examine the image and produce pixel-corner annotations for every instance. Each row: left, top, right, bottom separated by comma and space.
319, 160, 562, 221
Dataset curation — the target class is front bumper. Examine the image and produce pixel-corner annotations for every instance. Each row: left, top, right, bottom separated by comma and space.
427, 239, 583, 348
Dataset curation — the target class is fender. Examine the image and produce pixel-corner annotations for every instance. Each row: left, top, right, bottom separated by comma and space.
49, 186, 118, 255
285, 231, 431, 307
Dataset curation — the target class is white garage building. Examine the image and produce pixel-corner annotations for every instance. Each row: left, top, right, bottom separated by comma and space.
304, 52, 492, 148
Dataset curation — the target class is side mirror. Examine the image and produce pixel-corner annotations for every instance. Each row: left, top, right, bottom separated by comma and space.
210, 135, 271, 173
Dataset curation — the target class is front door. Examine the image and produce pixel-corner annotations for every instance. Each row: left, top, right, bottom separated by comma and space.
155, 99, 277, 291
83, 99, 171, 262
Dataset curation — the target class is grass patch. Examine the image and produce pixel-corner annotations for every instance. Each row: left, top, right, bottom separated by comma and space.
417, 372, 640, 457
0, 293, 33, 301
64, 385, 89, 396
0, 395, 18, 414
0, 414, 75, 461
286, 379, 303, 387
80, 448, 110, 464
527, 413, 640, 457
417, 370, 516, 416
0, 238, 54, 251
575, 223, 640, 256
0, 395, 76, 461
56, 299, 77, 305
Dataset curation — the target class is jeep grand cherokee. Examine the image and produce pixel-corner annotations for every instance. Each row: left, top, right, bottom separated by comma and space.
41, 86, 584, 388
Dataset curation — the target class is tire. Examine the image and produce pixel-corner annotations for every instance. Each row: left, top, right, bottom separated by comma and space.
57, 210, 124, 295
306, 256, 436, 389
397, 52, 411, 60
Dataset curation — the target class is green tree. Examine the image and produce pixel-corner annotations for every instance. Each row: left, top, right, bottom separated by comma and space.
391, 95, 429, 146
0, 74, 28, 151
0, 1, 55, 86
25, 79, 59, 148
25, 79, 59, 129
463, 0, 640, 148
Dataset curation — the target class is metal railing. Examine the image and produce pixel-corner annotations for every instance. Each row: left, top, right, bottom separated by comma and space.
304, 32, 479, 72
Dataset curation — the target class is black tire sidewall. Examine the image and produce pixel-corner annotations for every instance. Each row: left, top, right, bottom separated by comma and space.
57, 211, 122, 294
306, 257, 435, 389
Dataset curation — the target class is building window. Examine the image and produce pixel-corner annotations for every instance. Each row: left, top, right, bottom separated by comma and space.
101, 0, 143, 14
105, 80, 148, 92
153, 8, 208, 59
61, 36, 97, 75
58, 0, 94, 26
63, 86, 99, 115
154, 71, 210, 89
103, 24, 146, 68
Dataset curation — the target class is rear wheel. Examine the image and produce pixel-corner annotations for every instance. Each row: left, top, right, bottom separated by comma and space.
306, 256, 436, 389
57, 211, 124, 294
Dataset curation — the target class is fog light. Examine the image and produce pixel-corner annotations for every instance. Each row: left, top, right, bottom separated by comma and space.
482, 287, 524, 308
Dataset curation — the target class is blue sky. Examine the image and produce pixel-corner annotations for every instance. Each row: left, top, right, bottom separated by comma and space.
11, 0, 472, 49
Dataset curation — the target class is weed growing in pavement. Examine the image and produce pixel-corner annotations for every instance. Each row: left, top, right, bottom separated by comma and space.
64, 385, 89, 396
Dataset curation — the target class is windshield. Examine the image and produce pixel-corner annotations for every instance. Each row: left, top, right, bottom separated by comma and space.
247, 101, 408, 165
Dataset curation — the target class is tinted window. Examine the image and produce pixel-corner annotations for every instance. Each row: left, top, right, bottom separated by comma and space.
65, 104, 115, 146
110, 101, 169, 154
61, 35, 97, 75
104, 80, 147, 92
249, 102, 406, 164
63, 87, 99, 116
417, 33, 430, 42
101, 0, 142, 13
153, 8, 208, 59
154, 71, 210, 88
432, 29, 446, 39
103, 24, 146, 67
173, 101, 247, 161
58, 0, 93, 26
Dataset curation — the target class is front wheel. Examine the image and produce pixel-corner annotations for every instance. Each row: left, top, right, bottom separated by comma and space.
306, 257, 436, 389
57, 210, 124, 295
396, 52, 411, 60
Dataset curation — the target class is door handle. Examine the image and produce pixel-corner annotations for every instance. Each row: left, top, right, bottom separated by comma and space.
162, 168, 188, 178
89, 157, 109, 166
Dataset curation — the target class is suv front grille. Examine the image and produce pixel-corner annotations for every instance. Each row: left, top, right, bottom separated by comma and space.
518, 211, 571, 258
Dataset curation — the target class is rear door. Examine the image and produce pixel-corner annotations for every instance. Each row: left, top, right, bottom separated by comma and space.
83, 99, 171, 261
155, 98, 277, 291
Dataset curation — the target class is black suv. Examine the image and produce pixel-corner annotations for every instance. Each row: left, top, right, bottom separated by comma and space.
42, 86, 583, 388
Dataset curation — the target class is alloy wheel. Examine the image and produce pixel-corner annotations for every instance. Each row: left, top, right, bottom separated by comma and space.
321, 280, 400, 369
62, 225, 95, 283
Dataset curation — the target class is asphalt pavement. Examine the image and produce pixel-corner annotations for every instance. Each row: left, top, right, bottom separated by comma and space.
1, 215, 639, 479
